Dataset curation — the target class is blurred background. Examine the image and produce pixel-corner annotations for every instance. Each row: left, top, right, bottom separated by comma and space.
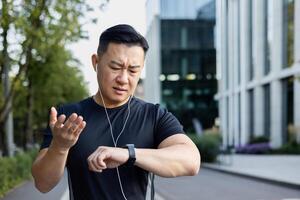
0, 0, 299, 199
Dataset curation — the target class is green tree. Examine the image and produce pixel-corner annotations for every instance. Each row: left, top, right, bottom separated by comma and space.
0, 0, 108, 154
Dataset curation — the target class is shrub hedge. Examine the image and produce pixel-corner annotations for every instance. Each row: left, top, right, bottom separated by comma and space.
188, 133, 221, 163
0, 149, 38, 197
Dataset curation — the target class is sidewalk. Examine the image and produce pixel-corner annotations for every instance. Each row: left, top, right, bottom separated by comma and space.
203, 154, 300, 189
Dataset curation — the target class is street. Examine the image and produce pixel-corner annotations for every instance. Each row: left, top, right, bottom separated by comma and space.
2, 168, 300, 200
1, 173, 67, 200
155, 168, 300, 200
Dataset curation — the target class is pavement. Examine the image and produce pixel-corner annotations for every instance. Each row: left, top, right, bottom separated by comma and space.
1, 154, 299, 200
203, 154, 300, 189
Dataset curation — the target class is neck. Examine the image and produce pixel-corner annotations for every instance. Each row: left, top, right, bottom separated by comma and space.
93, 91, 131, 108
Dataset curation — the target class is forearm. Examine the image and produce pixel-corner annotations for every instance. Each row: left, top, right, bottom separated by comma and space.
135, 144, 200, 177
31, 144, 68, 193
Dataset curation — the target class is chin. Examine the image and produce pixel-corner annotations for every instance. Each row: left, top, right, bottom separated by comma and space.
111, 95, 130, 104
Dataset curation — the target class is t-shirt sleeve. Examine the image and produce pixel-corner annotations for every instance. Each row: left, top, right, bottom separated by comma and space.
154, 105, 185, 147
40, 106, 64, 150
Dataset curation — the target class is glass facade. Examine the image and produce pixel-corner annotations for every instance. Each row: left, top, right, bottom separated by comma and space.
263, 84, 271, 138
249, 1, 254, 81
284, 0, 294, 68
282, 77, 294, 143
216, 0, 300, 147
265, 0, 272, 75
248, 89, 254, 140
160, 17, 217, 131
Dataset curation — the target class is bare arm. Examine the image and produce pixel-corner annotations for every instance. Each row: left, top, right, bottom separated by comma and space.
31, 107, 86, 193
87, 134, 200, 177
31, 146, 68, 193
135, 134, 200, 177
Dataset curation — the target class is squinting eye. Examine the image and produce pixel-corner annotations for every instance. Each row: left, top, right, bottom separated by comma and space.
130, 70, 137, 73
110, 66, 119, 70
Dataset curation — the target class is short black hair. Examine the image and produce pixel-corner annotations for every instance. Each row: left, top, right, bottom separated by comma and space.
97, 24, 149, 55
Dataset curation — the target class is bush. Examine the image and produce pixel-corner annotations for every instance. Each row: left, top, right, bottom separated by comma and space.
0, 148, 38, 197
235, 142, 271, 154
188, 133, 221, 163
271, 142, 300, 154
249, 136, 270, 144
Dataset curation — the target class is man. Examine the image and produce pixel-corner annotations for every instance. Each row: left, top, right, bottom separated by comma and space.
32, 24, 200, 200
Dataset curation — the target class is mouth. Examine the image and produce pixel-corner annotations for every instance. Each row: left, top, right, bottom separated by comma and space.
113, 87, 128, 95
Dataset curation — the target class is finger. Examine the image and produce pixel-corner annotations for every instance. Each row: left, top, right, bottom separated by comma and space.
97, 154, 107, 169
88, 151, 103, 171
49, 107, 57, 129
70, 116, 83, 133
74, 116, 83, 125
92, 148, 108, 170
95, 147, 109, 168
91, 151, 105, 170
54, 114, 66, 129
74, 121, 86, 137
63, 113, 78, 131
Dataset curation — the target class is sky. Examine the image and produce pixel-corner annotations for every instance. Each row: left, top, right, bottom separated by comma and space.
69, 0, 147, 95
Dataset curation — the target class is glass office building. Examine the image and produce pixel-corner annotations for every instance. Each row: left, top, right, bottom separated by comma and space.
215, 0, 300, 147
145, 0, 217, 131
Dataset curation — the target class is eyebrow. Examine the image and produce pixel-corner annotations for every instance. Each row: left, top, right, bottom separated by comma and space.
110, 60, 141, 69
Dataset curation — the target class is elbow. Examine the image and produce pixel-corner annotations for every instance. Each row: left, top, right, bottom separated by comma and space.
186, 162, 200, 176
34, 181, 52, 193
187, 151, 201, 176
31, 166, 52, 193
189, 162, 200, 176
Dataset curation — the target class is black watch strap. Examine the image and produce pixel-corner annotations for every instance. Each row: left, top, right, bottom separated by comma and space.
123, 144, 136, 166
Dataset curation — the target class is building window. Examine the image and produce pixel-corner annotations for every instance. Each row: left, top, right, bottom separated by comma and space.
284, 0, 294, 68
180, 26, 188, 49
181, 57, 188, 77
263, 84, 271, 138
248, 89, 254, 140
249, 1, 254, 81
265, 0, 272, 75
282, 77, 294, 143
226, 96, 230, 146
238, 93, 241, 146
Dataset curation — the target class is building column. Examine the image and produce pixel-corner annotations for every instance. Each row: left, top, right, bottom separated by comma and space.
227, 0, 234, 146
294, 0, 300, 143
145, 16, 161, 104
270, 0, 284, 148
219, 0, 229, 147
232, 0, 240, 146
253, 0, 266, 137
239, 0, 251, 145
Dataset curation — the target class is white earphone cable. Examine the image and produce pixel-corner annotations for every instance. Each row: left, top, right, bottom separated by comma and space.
96, 64, 131, 200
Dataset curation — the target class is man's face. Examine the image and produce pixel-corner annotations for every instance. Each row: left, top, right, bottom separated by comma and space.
93, 43, 145, 107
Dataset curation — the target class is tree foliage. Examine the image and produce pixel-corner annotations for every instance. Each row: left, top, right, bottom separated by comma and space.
0, 0, 106, 153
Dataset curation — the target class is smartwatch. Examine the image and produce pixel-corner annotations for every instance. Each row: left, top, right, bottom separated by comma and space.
123, 144, 136, 166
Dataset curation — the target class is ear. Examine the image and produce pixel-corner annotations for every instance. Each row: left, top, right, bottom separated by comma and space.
91, 54, 99, 72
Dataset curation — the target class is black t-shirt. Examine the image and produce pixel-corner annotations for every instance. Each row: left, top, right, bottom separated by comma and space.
41, 96, 184, 200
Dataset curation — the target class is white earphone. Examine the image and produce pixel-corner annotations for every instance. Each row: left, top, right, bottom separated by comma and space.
95, 63, 132, 200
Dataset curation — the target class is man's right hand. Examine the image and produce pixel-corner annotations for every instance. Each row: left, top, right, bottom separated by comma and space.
49, 107, 86, 152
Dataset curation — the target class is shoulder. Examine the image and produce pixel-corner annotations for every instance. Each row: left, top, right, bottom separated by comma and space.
131, 97, 165, 114
131, 97, 173, 120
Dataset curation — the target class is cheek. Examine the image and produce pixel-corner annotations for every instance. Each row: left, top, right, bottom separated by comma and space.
130, 77, 139, 87
100, 71, 115, 83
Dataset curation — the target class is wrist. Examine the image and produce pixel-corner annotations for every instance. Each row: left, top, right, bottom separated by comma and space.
49, 141, 70, 155
122, 144, 136, 166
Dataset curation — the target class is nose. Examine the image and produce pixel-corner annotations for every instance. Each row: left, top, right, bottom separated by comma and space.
116, 70, 129, 85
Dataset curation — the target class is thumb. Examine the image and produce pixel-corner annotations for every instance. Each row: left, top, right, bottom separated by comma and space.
49, 107, 57, 129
